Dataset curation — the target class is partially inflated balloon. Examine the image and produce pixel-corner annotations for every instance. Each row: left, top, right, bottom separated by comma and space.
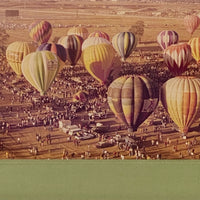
161, 76, 200, 135
157, 30, 179, 50
188, 37, 200, 63
82, 43, 118, 85
29, 20, 52, 44
58, 35, 83, 66
88, 31, 110, 41
112, 32, 137, 61
67, 26, 88, 40
163, 43, 192, 76
184, 15, 200, 35
21, 51, 60, 95
6, 41, 35, 76
73, 91, 88, 102
107, 75, 159, 132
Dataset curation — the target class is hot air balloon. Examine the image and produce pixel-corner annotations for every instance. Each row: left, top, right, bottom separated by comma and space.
29, 20, 52, 44
161, 76, 200, 136
73, 91, 88, 102
188, 37, 200, 63
157, 30, 179, 50
163, 43, 192, 76
82, 43, 121, 85
6, 41, 36, 76
88, 31, 110, 41
21, 51, 60, 96
112, 32, 137, 61
107, 75, 159, 132
67, 26, 88, 40
82, 37, 111, 51
58, 35, 83, 66
184, 15, 200, 35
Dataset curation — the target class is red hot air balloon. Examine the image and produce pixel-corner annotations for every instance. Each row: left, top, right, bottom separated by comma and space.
163, 43, 192, 76
107, 75, 159, 132
157, 30, 179, 50
184, 15, 200, 35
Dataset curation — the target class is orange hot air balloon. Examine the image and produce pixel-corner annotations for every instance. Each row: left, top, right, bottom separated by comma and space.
82, 43, 121, 85
6, 41, 36, 76
107, 75, 159, 132
188, 37, 200, 63
184, 15, 200, 35
161, 76, 200, 136
67, 26, 88, 40
163, 43, 192, 76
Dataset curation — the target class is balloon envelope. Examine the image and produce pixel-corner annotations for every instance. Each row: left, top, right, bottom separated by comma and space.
58, 35, 83, 66
21, 51, 60, 95
29, 20, 52, 44
88, 31, 110, 41
161, 76, 200, 135
157, 30, 179, 50
107, 75, 159, 132
73, 91, 88, 102
163, 43, 192, 76
184, 15, 200, 35
82, 43, 119, 85
6, 41, 36, 76
112, 32, 137, 61
188, 37, 200, 63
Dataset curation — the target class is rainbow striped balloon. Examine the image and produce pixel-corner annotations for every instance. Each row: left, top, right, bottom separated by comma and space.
29, 20, 52, 44
157, 30, 179, 50
163, 43, 192, 76
107, 75, 159, 132
188, 37, 200, 63
88, 31, 110, 41
112, 32, 137, 61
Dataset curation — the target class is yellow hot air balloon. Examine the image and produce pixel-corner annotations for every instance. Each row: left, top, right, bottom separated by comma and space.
21, 51, 60, 96
67, 26, 88, 40
82, 43, 119, 85
188, 37, 200, 63
6, 41, 35, 76
161, 76, 200, 136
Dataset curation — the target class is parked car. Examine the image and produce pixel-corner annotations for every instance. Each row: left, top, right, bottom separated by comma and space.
75, 132, 96, 140
96, 141, 114, 148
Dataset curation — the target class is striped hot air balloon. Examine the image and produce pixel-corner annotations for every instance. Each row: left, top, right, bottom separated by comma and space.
58, 35, 83, 66
112, 32, 137, 61
188, 37, 200, 63
21, 51, 60, 96
67, 26, 88, 40
82, 37, 111, 51
161, 76, 200, 136
82, 43, 120, 85
157, 30, 179, 50
163, 43, 192, 76
6, 41, 36, 76
88, 31, 110, 41
184, 15, 200, 35
29, 20, 52, 44
107, 75, 159, 132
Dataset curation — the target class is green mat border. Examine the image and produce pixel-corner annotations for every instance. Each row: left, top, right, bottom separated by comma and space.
0, 160, 199, 200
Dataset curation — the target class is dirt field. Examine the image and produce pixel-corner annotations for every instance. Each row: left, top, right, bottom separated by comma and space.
1, 0, 200, 160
